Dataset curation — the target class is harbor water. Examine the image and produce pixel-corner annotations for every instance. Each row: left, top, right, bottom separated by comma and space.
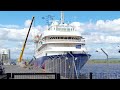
80, 63, 120, 79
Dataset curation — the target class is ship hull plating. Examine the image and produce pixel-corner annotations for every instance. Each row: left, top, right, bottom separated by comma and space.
32, 53, 91, 79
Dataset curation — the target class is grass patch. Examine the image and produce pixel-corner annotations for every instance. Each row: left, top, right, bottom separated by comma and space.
87, 59, 120, 64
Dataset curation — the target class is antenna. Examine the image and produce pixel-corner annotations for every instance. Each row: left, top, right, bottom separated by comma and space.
42, 15, 54, 26
61, 11, 64, 24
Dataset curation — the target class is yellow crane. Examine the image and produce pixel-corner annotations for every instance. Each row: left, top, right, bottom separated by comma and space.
18, 16, 35, 63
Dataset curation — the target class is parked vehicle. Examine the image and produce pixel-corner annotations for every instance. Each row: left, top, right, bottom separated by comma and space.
10, 61, 16, 65
0, 65, 5, 75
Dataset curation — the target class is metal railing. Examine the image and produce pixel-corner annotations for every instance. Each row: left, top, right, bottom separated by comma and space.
2, 72, 120, 79
79, 72, 120, 79
0, 73, 60, 79
60, 72, 120, 79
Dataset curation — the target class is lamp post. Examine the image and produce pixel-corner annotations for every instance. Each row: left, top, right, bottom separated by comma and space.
101, 48, 109, 79
96, 48, 109, 79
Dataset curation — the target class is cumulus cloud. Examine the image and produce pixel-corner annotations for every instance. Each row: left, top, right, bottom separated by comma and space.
79, 18, 120, 59
0, 26, 41, 42
85, 18, 120, 32
82, 18, 120, 44
0, 20, 45, 59
0, 20, 47, 47
24, 20, 31, 27
85, 33, 120, 44
70, 22, 84, 33
95, 19, 120, 31
0, 24, 19, 28
105, 36, 120, 43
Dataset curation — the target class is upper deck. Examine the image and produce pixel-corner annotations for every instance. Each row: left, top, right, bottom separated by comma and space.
42, 21, 81, 38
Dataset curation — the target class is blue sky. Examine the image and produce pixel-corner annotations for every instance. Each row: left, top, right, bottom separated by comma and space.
1, 11, 120, 25
1, 11, 120, 60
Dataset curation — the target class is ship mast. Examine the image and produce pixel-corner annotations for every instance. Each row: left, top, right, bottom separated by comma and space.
60, 11, 64, 24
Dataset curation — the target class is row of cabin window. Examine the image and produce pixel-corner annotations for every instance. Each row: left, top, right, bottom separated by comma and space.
49, 28, 75, 31
49, 37, 80, 40
57, 28, 74, 31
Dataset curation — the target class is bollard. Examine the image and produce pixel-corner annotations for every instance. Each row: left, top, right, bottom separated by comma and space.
7, 73, 11, 79
89, 72, 93, 79
12, 73, 14, 79
55, 73, 60, 79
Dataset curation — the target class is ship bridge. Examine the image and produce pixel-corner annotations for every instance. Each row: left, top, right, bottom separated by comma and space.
42, 16, 81, 37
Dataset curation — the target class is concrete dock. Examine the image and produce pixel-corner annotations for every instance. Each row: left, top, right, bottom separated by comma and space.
2, 65, 57, 79
4, 65, 44, 73
0, 75, 7, 79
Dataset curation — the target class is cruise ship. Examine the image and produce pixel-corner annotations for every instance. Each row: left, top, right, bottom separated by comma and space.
32, 11, 91, 79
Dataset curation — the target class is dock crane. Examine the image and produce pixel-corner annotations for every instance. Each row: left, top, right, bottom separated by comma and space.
17, 17, 35, 65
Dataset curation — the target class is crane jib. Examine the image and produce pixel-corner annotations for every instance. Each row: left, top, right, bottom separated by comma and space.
18, 17, 35, 62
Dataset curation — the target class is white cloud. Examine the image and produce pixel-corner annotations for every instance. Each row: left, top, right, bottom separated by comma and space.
84, 32, 105, 44
85, 32, 120, 44
86, 18, 120, 32
24, 20, 31, 27
105, 36, 120, 43
95, 19, 120, 31
0, 24, 19, 28
0, 21, 46, 45
70, 22, 84, 33
81, 18, 120, 44
0, 26, 41, 42
0, 20, 45, 59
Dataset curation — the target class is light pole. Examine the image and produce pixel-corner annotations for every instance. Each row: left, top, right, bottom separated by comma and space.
101, 48, 109, 79
96, 48, 109, 79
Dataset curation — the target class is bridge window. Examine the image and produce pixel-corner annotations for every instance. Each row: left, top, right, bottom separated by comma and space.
61, 37, 63, 39
65, 37, 67, 39
68, 37, 71, 39
67, 28, 70, 31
